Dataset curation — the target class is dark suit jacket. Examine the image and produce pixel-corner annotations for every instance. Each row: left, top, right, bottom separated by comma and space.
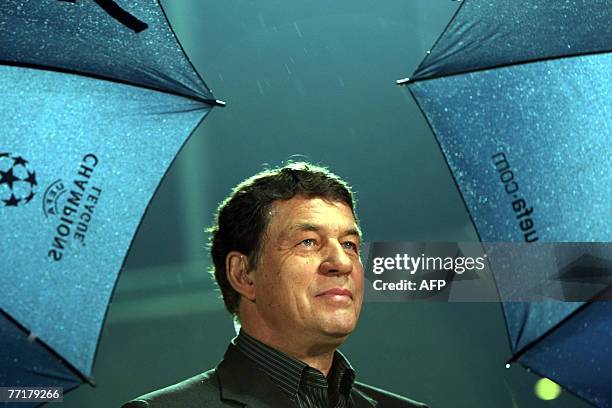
122, 344, 428, 408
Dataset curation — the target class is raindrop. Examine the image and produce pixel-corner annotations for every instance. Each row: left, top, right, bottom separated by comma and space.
294, 22, 303, 38
257, 14, 266, 29
505, 363, 511, 369
256, 80, 265, 96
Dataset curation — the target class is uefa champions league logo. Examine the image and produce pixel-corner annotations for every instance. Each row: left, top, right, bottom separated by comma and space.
0, 149, 103, 260
0, 152, 38, 207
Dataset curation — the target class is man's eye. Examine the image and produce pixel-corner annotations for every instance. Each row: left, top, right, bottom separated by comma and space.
342, 241, 358, 252
301, 239, 316, 247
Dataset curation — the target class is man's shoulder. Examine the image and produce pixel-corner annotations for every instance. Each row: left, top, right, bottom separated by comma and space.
120, 369, 225, 408
353, 381, 429, 408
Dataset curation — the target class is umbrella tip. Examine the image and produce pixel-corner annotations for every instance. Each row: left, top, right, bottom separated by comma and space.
396, 77, 410, 86
202, 99, 227, 107
505, 363, 511, 369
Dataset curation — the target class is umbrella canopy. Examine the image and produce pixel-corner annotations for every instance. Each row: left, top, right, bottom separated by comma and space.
402, 1, 611, 407
0, 0, 221, 403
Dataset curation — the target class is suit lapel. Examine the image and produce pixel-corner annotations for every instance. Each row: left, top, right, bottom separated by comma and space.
216, 344, 297, 408
351, 386, 378, 408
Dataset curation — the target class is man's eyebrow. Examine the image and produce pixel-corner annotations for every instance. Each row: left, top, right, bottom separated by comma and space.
344, 227, 361, 239
289, 223, 361, 238
291, 223, 321, 233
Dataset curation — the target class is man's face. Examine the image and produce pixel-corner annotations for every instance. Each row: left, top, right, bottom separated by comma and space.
251, 196, 364, 348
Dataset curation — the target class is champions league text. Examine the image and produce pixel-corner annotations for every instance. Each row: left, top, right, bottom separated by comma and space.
47, 154, 102, 261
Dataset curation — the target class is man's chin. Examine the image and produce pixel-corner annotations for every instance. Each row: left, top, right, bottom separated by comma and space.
306, 328, 353, 355
304, 310, 360, 343
319, 319, 358, 340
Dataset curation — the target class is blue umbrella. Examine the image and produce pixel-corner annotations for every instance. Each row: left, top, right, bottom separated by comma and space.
399, 1, 611, 407
0, 0, 222, 404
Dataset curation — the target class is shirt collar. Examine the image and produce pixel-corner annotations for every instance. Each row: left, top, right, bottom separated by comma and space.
234, 330, 356, 402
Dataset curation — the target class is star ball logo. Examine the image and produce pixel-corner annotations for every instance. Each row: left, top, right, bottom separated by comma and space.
0, 152, 38, 207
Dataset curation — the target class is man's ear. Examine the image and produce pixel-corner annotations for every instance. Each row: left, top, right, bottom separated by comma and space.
226, 251, 256, 301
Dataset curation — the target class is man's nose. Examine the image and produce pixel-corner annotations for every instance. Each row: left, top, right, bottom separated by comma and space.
320, 240, 353, 275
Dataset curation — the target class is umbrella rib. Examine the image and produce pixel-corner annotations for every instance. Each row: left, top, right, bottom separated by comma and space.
406, 48, 612, 84
410, 0, 467, 80
0, 308, 95, 386
154, 0, 223, 106
513, 306, 529, 353
507, 285, 612, 365
0, 59, 224, 107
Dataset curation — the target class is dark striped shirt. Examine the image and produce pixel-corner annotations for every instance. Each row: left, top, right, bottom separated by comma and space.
234, 331, 356, 408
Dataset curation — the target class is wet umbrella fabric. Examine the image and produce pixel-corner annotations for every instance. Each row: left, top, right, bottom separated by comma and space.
0, 0, 219, 403
403, 1, 611, 407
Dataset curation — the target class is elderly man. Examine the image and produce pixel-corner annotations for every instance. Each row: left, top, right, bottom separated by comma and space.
122, 162, 427, 408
